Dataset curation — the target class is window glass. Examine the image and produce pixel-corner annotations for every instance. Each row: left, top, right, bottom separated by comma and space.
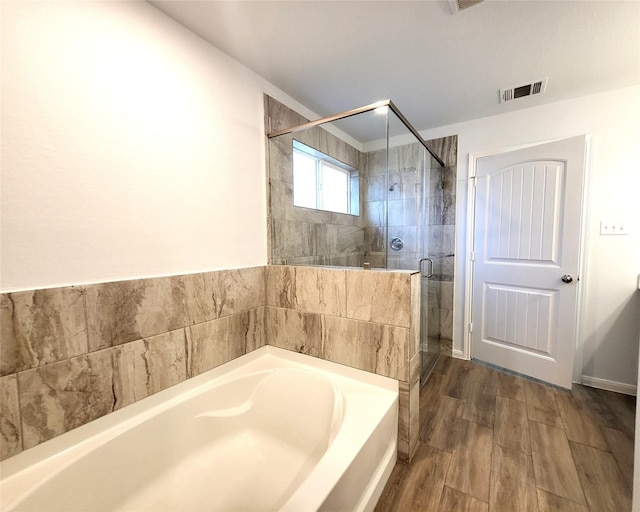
293, 151, 317, 209
292, 140, 358, 216
319, 162, 349, 214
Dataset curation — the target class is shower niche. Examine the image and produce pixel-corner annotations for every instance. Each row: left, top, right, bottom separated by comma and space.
265, 95, 457, 381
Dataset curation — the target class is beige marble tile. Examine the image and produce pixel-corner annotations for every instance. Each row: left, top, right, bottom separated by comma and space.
440, 309, 454, 340
112, 329, 187, 409
398, 380, 410, 461
426, 280, 441, 309
246, 307, 266, 353
322, 316, 408, 380
336, 226, 365, 253
0, 374, 22, 460
366, 148, 387, 177
188, 310, 260, 376
442, 194, 456, 225
111, 339, 151, 409
293, 266, 346, 316
142, 329, 188, 394
213, 267, 265, 319
267, 137, 294, 184
364, 226, 385, 254
443, 166, 456, 195
19, 349, 115, 449
409, 352, 421, 458
265, 306, 322, 357
410, 273, 421, 358
271, 219, 316, 259
365, 200, 386, 227
181, 272, 215, 326
440, 281, 454, 310
183, 267, 265, 326
426, 135, 458, 168
266, 95, 308, 134
1, 287, 88, 375
266, 265, 296, 308
346, 271, 411, 328
1, 294, 20, 376
85, 276, 186, 351
267, 266, 346, 316
428, 308, 441, 338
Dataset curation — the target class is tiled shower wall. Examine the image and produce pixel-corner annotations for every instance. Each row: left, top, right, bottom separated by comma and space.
364, 142, 434, 270
0, 267, 266, 460
0, 266, 420, 462
424, 136, 457, 353
364, 136, 458, 352
266, 96, 367, 267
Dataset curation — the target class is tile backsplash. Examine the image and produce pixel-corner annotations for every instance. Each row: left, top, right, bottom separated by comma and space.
1, 265, 421, 462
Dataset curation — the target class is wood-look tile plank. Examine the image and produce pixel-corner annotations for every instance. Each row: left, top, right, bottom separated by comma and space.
489, 444, 537, 512
571, 384, 621, 430
536, 489, 588, 512
493, 396, 530, 454
525, 380, 563, 428
438, 485, 488, 512
555, 393, 609, 451
466, 361, 500, 383
445, 420, 493, 503
422, 395, 464, 452
601, 426, 634, 492
496, 371, 526, 402
421, 372, 444, 410
374, 462, 409, 512
442, 360, 473, 399
377, 358, 635, 512
462, 376, 497, 428
602, 390, 636, 437
432, 354, 454, 375
529, 421, 586, 505
388, 442, 451, 512
570, 441, 632, 512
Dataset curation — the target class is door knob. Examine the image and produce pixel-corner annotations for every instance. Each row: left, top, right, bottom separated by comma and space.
561, 275, 573, 284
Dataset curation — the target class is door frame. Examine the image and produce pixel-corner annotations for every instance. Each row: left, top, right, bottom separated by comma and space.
462, 135, 594, 384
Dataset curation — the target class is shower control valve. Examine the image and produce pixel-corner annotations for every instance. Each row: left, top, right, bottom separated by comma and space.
390, 237, 404, 251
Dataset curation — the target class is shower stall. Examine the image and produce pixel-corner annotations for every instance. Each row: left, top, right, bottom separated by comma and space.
266, 98, 448, 383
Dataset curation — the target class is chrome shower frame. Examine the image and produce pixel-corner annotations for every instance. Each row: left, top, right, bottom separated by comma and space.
266, 99, 445, 167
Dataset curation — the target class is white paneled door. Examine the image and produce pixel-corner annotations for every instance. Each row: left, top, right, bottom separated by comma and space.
470, 137, 587, 388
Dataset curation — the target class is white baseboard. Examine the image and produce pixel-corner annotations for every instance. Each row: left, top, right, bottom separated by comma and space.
581, 375, 637, 396
452, 348, 466, 360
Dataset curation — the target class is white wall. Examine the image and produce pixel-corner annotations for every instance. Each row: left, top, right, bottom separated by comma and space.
0, 1, 316, 293
419, 85, 640, 388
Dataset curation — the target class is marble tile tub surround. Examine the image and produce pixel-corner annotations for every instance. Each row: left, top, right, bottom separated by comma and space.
266, 265, 422, 460
1, 264, 422, 463
0, 267, 266, 460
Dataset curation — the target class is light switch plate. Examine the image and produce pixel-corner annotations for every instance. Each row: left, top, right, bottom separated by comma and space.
600, 220, 628, 235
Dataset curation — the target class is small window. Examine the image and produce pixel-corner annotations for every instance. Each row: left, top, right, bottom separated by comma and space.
292, 140, 358, 215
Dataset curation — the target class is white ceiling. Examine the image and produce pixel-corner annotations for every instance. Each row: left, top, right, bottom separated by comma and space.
149, 0, 640, 134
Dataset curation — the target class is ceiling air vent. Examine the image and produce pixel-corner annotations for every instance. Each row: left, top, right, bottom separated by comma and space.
448, 0, 484, 14
500, 78, 548, 103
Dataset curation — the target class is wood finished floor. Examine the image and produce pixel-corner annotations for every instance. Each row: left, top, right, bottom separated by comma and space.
375, 355, 635, 512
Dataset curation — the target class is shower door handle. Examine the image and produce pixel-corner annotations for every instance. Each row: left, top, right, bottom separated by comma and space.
419, 258, 433, 278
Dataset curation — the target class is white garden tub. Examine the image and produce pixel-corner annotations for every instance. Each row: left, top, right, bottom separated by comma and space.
0, 346, 398, 512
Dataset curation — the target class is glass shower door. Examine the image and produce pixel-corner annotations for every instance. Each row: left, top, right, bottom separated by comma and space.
384, 112, 441, 384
